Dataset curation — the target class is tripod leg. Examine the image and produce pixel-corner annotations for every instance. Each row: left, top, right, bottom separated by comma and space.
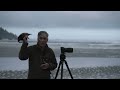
61, 61, 64, 79
64, 60, 73, 79
55, 60, 62, 79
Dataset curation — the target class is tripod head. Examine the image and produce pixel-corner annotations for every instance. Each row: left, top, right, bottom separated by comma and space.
60, 53, 66, 61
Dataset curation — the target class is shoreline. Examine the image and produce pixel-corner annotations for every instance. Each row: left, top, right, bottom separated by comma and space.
0, 41, 120, 58
0, 47, 120, 58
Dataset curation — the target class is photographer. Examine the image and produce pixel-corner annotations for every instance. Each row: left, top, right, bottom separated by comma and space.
19, 31, 57, 79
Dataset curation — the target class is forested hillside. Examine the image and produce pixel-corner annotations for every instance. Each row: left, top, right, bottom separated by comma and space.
0, 27, 17, 40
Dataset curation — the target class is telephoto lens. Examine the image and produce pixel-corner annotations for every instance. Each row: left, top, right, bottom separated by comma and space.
61, 47, 73, 53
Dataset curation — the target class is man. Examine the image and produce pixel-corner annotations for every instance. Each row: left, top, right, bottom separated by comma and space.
19, 31, 57, 79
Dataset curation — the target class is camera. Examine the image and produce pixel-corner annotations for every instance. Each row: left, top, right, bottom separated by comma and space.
61, 47, 73, 54
18, 33, 31, 43
55, 47, 74, 79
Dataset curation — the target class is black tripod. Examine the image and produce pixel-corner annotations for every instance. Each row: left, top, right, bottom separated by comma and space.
55, 53, 73, 79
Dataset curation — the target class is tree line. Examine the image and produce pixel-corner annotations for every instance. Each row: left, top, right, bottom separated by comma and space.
0, 27, 17, 40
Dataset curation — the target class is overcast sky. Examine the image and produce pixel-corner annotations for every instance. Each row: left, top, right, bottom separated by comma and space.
0, 11, 120, 28
0, 11, 120, 41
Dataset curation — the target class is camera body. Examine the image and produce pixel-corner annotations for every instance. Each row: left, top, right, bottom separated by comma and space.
18, 33, 31, 43
61, 47, 73, 54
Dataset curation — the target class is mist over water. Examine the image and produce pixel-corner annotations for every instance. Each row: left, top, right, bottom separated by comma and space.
6, 27, 120, 42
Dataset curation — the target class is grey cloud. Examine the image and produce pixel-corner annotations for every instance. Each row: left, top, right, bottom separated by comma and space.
0, 11, 120, 29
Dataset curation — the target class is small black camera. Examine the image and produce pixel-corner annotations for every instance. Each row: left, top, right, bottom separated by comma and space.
18, 33, 31, 43
61, 47, 73, 54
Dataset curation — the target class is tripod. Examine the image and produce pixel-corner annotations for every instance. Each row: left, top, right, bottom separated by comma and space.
55, 53, 73, 79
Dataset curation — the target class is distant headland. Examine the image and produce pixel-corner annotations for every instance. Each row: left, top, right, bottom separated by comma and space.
0, 27, 17, 40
